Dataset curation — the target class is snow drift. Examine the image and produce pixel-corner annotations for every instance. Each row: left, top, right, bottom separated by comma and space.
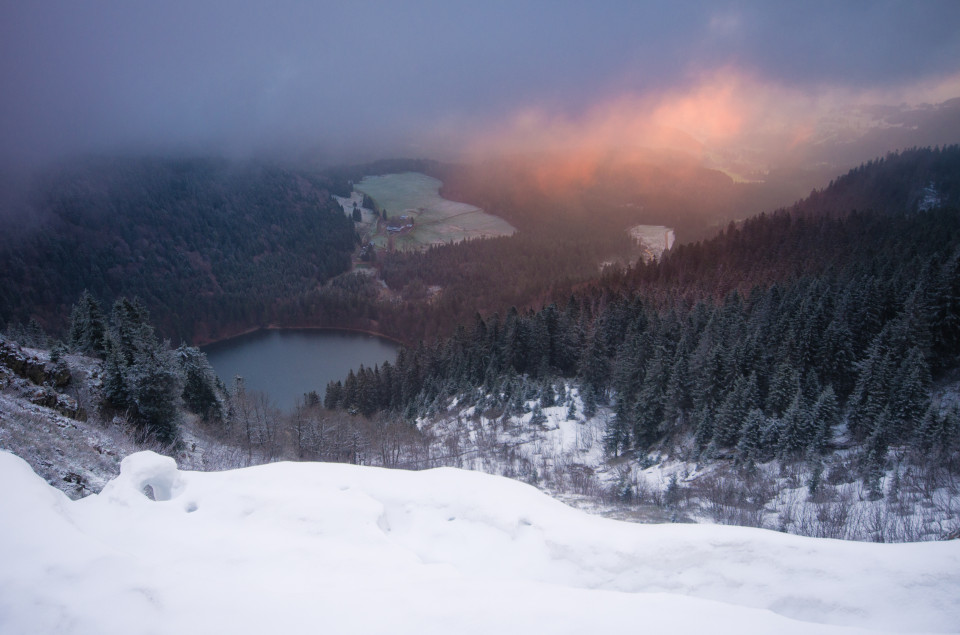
1, 450, 958, 634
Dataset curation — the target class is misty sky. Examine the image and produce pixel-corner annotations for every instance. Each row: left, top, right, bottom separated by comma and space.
2, 1, 960, 169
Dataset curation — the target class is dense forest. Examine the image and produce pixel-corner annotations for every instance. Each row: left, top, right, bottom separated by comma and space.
0, 155, 644, 346
260, 152, 803, 342
271, 225, 635, 343
0, 155, 659, 346
325, 147, 960, 491
0, 144, 841, 351
0, 158, 357, 342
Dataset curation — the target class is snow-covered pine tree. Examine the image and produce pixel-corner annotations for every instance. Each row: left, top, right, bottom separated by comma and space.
176, 345, 223, 422
69, 290, 108, 357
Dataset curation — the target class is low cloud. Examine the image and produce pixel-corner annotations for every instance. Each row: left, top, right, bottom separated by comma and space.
452, 68, 960, 183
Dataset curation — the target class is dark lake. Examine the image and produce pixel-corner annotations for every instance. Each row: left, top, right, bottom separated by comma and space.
202, 329, 401, 411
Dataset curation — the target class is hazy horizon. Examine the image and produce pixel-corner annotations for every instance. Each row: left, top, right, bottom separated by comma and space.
2, 1, 960, 177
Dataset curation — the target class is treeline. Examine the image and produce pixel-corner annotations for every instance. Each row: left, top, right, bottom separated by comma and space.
607, 147, 960, 302
6, 147, 957, 361
327, 178, 960, 489
270, 224, 635, 344
0, 157, 356, 342
1, 154, 636, 347
795, 145, 960, 218
322, 158, 440, 197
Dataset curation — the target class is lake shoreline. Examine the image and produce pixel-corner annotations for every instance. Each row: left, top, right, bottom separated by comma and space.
202, 328, 403, 410
196, 323, 409, 350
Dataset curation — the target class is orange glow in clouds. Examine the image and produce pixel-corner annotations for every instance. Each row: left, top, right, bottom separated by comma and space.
457, 68, 960, 186
463, 69, 792, 187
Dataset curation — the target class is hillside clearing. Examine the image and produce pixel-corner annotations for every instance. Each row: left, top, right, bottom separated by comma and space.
354, 172, 516, 250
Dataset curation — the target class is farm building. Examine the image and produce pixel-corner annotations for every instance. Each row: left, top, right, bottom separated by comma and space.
386, 215, 415, 233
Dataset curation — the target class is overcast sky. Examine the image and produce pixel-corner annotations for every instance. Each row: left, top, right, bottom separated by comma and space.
2, 0, 959, 170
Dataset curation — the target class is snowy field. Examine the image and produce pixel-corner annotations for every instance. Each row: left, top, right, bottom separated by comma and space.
355, 172, 516, 249
2, 449, 959, 635
628, 224, 676, 261
333, 191, 380, 225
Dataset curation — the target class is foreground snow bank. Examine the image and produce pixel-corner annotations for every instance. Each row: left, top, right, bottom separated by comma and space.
1, 451, 958, 635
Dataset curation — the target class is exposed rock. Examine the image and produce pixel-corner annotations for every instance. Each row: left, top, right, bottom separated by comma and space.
1, 338, 82, 420
27, 387, 85, 420
0, 337, 71, 389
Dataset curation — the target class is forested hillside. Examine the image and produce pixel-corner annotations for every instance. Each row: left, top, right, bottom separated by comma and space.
0, 149, 843, 349
275, 227, 634, 344
0, 158, 356, 342
327, 147, 960, 493
0, 156, 641, 347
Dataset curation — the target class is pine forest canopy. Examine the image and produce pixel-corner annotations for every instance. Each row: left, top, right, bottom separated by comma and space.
325, 147, 960, 485
0, 157, 357, 343
2, 146, 960, 358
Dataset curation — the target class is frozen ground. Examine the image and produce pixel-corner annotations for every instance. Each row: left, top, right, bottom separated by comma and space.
2, 449, 959, 635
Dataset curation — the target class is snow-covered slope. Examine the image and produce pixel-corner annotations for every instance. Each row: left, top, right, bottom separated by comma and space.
2, 450, 958, 635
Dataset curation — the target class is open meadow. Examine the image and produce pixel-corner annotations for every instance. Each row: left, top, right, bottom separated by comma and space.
355, 172, 516, 250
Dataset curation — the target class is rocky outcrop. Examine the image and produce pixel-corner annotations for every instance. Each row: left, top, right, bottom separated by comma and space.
26, 386, 85, 420
0, 337, 82, 419
0, 337, 71, 388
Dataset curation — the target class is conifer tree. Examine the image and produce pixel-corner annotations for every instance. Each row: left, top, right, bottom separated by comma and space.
634, 345, 669, 447
766, 362, 800, 418
343, 369, 359, 412
929, 245, 960, 368
863, 408, 892, 499
693, 407, 714, 452
578, 325, 608, 409
530, 402, 547, 427
130, 347, 182, 446
737, 408, 765, 463
713, 372, 758, 448
176, 345, 223, 422
888, 346, 931, 442
102, 344, 130, 410
760, 415, 782, 460
98, 296, 182, 443
819, 316, 856, 399
69, 290, 107, 357
25, 317, 47, 348
378, 361, 396, 411
324, 380, 344, 410
917, 403, 960, 458
691, 338, 724, 414
778, 388, 814, 458
358, 365, 377, 416
662, 343, 691, 430
110, 297, 156, 366
809, 385, 840, 455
